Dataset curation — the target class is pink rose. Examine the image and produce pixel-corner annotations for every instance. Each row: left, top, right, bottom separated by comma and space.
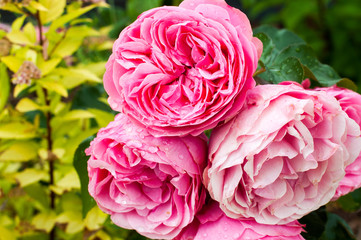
104, 0, 262, 136
175, 201, 305, 240
317, 86, 361, 199
204, 82, 361, 225
86, 114, 207, 239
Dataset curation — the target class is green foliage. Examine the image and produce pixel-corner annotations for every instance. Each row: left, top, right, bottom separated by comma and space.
74, 136, 96, 218
300, 207, 356, 240
254, 25, 343, 86
0, 1, 125, 239
240, 0, 361, 88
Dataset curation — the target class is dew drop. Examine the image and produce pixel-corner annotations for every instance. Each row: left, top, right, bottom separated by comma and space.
203, 233, 207, 237
233, 233, 240, 239
148, 146, 158, 153
179, 154, 184, 160
121, 200, 127, 205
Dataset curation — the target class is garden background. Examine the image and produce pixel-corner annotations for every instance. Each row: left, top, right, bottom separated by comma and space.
0, 0, 361, 239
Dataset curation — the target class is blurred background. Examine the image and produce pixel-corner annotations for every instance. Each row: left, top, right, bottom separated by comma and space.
0, 0, 361, 239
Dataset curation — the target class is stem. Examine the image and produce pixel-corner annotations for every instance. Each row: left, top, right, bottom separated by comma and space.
36, 10, 55, 240
48, 28, 69, 58
36, 11, 44, 47
253, 66, 266, 77
44, 88, 55, 240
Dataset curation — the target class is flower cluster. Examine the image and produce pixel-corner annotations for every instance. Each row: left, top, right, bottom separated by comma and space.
86, 0, 361, 239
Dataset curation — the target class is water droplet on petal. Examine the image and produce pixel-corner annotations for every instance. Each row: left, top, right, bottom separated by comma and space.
121, 200, 127, 205
148, 146, 158, 153
179, 154, 184, 160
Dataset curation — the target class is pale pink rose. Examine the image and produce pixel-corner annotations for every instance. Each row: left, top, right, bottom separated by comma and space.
86, 114, 207, 239
204, 82, 361, 225
103, 0, 262, 136
175, 201, 305, 240
317, 86, 361, 199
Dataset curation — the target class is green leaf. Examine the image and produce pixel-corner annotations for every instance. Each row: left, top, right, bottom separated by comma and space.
11, 15, 26, 31
0, 141, 38, 161
14, 168, 48, 187
1, 56, 23, 72
51, 169, 80, 194
63, 109, 95, 121
275, 44, 342, 86
23, 22, 36, 44
29, 1, 49, 11
56, 211, 84, 234
337, 78, 358, 92
37, 79, 68, 97
15, 98, 42, 112
320, 212, 356, 240
73, 136, 96, 218
0, 122, 37, 139
23, 183, 50, 209
299, 207, 327, 240
39, 0, 66, 24
0, 62, 10, 111
48, 5, 96, 33
254, 25, 305, 52
254, 32, 275, 64
32, 211, 57, 233
0, 226, 17, 240
37, 57, 62, 76
254, 25, 343, 86
260, 56, 305, 84
84, 206, 108, 231
337, 188, 361, 212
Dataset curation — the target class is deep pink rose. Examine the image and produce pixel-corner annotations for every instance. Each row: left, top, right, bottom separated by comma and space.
86, 114, 207, 239
317, 86, 361, 199
103, 0, 262, 136
204, 82, 361, 225
175, 201, 305, 240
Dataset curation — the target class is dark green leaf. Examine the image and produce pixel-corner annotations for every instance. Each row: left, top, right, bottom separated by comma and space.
260, 56, 304, 84
337, 78, 358, 92
254, 25, 305, 51
254, 32, 275, 64
275, 44, 342, 86
337, 188, 361, 212
320, 212, 356, 240
73, 136, 96, 218
23, 183, 50, 209
299, 207, 327, 240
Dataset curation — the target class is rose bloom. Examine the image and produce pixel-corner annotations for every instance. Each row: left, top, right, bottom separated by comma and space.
86, 114, 207, 239
175, 201, 305, 240
204, 82, 361, 225
317, 86, 361, 199
104, 0, 262, 136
